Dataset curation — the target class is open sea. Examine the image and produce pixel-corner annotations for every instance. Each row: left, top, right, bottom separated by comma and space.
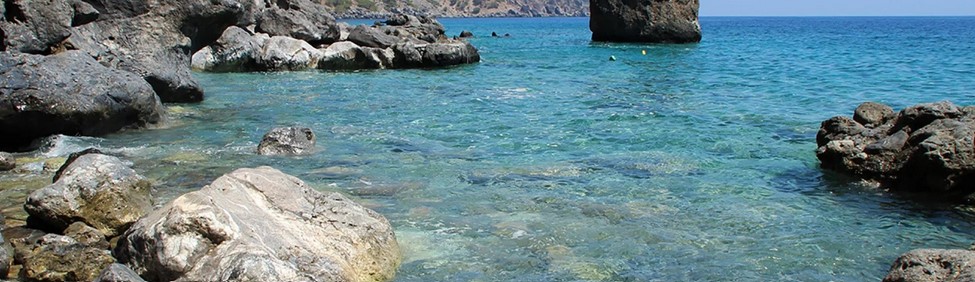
3, 16, 975, 281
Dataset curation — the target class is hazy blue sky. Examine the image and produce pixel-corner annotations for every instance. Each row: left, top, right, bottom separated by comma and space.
700, 0, 975, 16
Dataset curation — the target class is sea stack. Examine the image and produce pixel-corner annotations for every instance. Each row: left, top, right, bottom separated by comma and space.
589, 0, 702, 43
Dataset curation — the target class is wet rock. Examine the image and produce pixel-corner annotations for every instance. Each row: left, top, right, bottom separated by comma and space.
884, 248, 975, 282
817, 101, 975, 200
19, 234, 115, 282
190, 26, 263, 72
254, 0, 340, 45
0, 152, 15, 171
0, 51, 164, 151
590, 0, 701, 43
0, 0, 73, 53
93, 263, 146, 282
113, 166, 400, 282
256, 36, 322, 71
257, 127, 316, 156
391, 41, 480, 68
348, 25, 402, 49
64, 222, 110, 249
24, 152, 153, 236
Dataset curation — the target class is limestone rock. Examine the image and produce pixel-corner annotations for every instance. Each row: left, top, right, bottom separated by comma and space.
256, 36, 323, 71
884, 248, 975, 282
190, 26, 263, 72
93, 263, 146, 282
19, 234, 115, 282
24, 152, 153, 236
257, 127, 316, 156
64, 222, 110, 249
391, 41, 480, 68
254, 0, 340, 45
590, 0, 701, 43
319, 41, 387, 70
0, 51, 164, 150
817, 101, 975, 200
113, 166, 401, 282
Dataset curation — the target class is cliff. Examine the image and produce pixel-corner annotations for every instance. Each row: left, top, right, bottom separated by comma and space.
318, 0, 589, 18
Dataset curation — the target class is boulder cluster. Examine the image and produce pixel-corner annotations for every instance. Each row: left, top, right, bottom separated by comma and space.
816, 101, 975, 200
1, 0, 479, 151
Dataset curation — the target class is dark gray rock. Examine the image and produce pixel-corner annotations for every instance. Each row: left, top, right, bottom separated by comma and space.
348, 24, 401, 49
19, 234, 115, 282
69, 0, 99, 26
113, 167, 400, 282
0, 151, 14, 171
191, 26, 264, 72
884, 248, 975, 282
93, 263, 146, 282
391, 41, 480, 69
25, 152, 153, 236
459, 30, 474, 38
0, 233, 10, 279
0, 51, 164, 151
0, 0, 73, 53
817, 101, 975, 200
257, 127, 316, 156
254, 0, 340, 45
590, 0, 701, 43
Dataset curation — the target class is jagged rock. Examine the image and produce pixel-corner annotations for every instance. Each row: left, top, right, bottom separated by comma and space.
318, 41, 387, 70
884, 248, 975, 282
348, 24, 402, 49
19, 234, 115, 282
0, 0, 73, 53
64, 222, 110, 249
191, 26, 264, 72
590, 0, 701, 43
0, 152, 15, 171
257, 127, 316, 156
459, 30, 474, 38
254, 0, 340, 45
817, 101, 975, 200
256, 36, 322, 71
0, 51, 164, 151
113, 167, 401, 282
93, 263, 146, 282
69, 0, 99, 26
65, 0, 258, 102
391, 41, 480, 68
25, 151, 153, 236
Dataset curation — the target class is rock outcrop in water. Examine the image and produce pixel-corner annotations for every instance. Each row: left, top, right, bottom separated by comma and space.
816, 101, 975, 200
884, 248, 975, 282
257, 126, 317, 156
114, 166, 401, 281
589, 0, 701, 43
192, 14, 480, 71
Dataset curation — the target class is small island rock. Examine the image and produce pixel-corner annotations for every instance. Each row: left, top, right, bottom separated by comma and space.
590, 0, 702, 43
257, 127, 317, 156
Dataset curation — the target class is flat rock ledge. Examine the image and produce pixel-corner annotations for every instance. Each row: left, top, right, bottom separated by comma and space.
884, 248, 975, 282
816, 101, 975, 200
113, 166, 401, 282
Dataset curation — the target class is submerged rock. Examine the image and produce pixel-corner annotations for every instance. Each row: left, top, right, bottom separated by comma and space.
589, 0, 701, 43
0, 51, 164, 151
24, 151, 153, 236
816, 101, 975, 200
884, 248, 975, 282
257, 127, 317, 156
19, 234, 115, 282
113, 166, 400, 282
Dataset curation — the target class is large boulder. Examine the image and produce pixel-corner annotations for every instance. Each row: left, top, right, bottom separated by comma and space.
255, 36, 322, 71
254, 0, 340, 45
257, 126, 316, 156
0, 0, 73, 54
318, 41, 388, 70
24, 151, 153, 236
65, 0, 258, 102
113, 167, 401, 282
589, 0, 701, 43
19, 234, 116, 282
391, 41, 481, 69
884, 248, 975, 282
190, 26, 264, 72
0, 51, 163, 151
816, 101, 975, 200
348, 24, 402, 49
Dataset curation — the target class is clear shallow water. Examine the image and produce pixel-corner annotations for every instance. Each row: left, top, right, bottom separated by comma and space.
5, 17, 975, 281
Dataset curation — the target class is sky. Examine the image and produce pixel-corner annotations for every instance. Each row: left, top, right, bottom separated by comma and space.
700, 0, 975, 16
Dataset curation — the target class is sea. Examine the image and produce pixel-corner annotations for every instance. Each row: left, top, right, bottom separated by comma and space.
4, 16, 975, 281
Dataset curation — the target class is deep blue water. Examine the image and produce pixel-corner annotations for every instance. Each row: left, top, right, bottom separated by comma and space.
6, 17, 975, 281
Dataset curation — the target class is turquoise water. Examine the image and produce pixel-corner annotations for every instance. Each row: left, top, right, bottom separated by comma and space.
9, 17, 975, 280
